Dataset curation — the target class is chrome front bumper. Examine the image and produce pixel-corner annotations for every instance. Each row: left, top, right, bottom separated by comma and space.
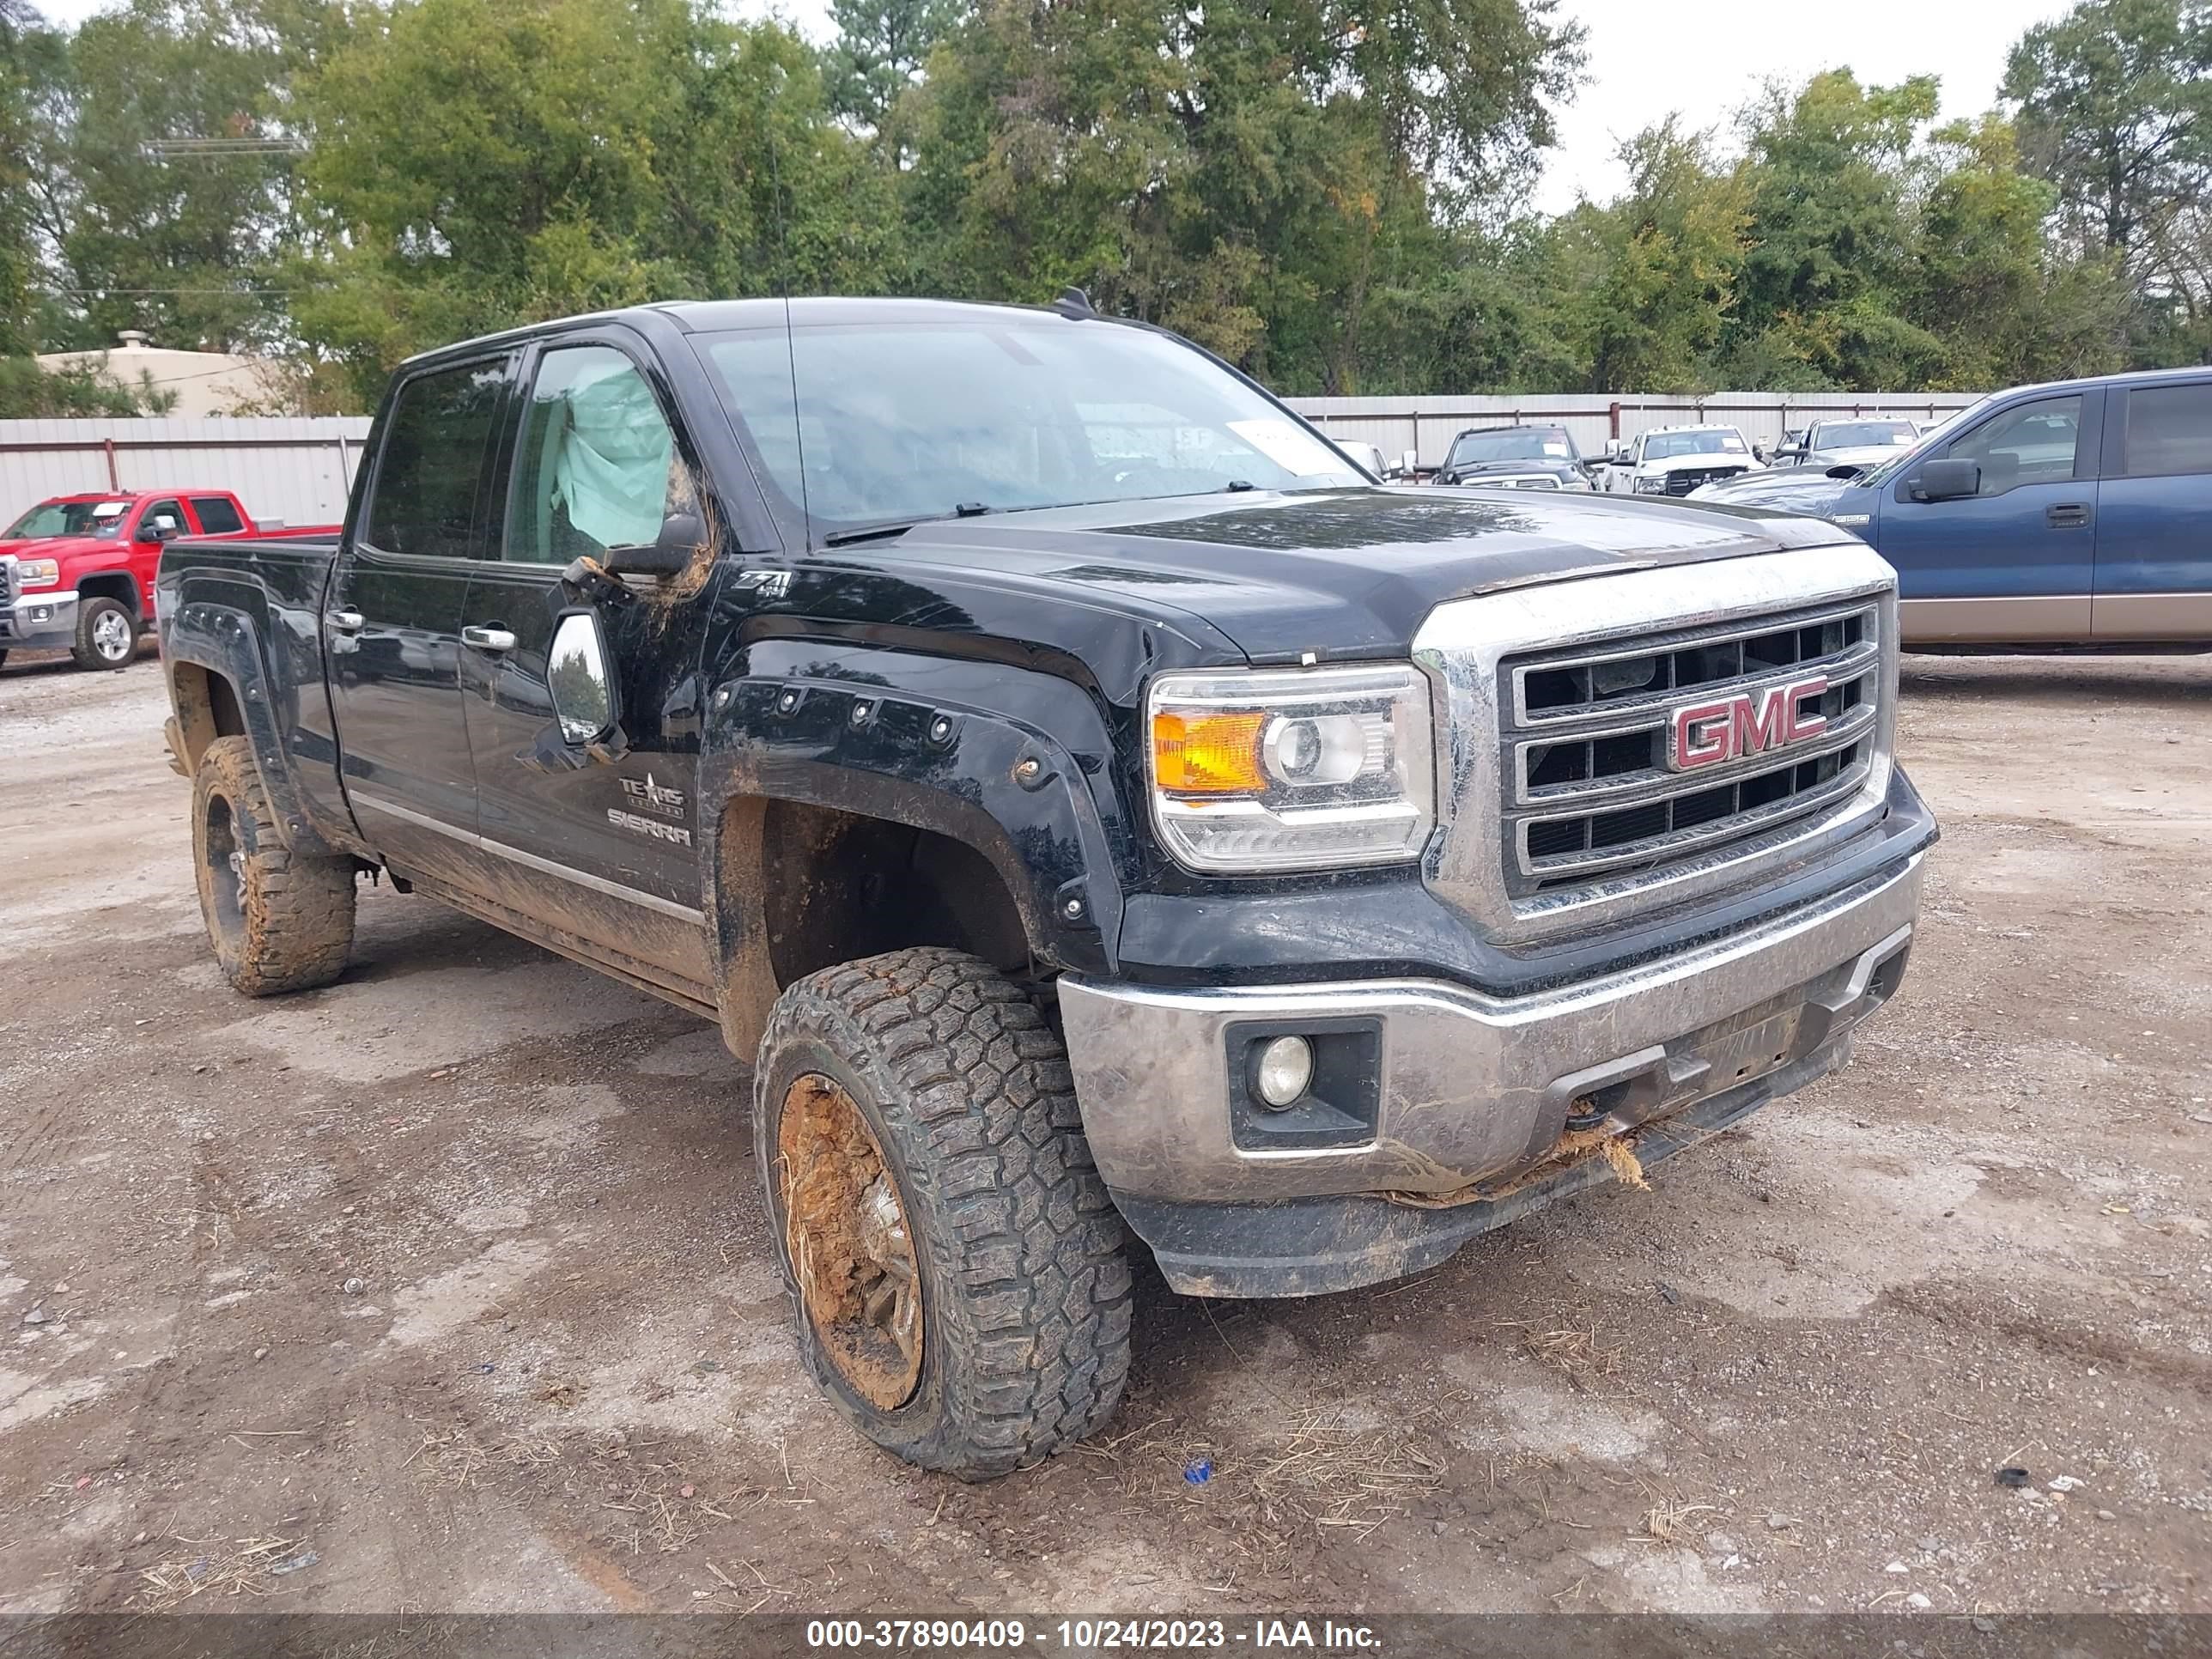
1059, 853, 1922, 1207
0, 588, 79, 649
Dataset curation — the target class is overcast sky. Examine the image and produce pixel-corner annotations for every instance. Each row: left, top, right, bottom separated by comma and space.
31, 0, 2077, 216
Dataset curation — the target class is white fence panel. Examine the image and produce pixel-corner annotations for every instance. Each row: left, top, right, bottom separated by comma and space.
0, 416, 374, 529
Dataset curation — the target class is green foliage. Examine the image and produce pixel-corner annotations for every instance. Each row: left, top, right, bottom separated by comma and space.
0, 354, 178, 415
2006, 0, 2212, 258
823, 0, 955, 139
289, 0, 900, 404
0, 0, 2203, 407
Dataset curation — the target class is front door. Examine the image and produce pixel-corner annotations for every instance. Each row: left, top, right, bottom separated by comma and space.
326, 355, 511, 886
2092, 380, 2212, 641
458, 337, 713, 989
1879, 391, 2101, 644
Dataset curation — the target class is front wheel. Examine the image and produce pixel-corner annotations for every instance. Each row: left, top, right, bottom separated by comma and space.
191, 736, 358, 995
72, 597, 139, 671
754, 947, 1133, 1479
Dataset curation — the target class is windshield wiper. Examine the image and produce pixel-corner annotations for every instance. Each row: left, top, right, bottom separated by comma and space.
822, 502, 995, 547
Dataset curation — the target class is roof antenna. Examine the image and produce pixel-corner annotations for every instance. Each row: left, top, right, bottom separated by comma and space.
1052, 286, 1097, 319
764, 82, 811, 550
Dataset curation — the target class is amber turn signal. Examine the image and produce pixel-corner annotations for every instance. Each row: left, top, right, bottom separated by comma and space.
1152, 709, 1267, 794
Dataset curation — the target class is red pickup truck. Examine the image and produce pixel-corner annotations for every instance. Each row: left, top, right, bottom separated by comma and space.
0, 489, 336, 672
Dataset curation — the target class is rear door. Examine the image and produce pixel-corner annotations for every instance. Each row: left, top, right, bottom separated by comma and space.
1877, 391, 2102, 644
2093, 379, 2212, 641
456, 331, 713, 986
326, 355, 513, 884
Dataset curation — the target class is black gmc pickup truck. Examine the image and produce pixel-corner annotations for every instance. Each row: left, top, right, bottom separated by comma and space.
157, 296, 1935, 1478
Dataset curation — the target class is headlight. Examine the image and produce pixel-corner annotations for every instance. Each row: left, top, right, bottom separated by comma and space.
1147, 664, 1435, 872
1632, 475, 1667, 495
15, 558, 60, 587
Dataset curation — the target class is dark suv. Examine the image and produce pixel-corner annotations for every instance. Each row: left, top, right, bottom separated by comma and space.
1434, 425, 1594, 490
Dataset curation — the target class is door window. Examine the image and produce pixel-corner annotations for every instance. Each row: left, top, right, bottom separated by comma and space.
507, 345, 679, 563
190, 495, 246, 535
2123, 383, 2212, 478
364, 360, 508, 559
137, 499, 185, 541
1945, 396, 2083, 495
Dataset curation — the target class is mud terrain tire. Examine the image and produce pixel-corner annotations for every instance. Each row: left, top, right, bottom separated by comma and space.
755, 947, 1133, 1479
191, 736, 356, 995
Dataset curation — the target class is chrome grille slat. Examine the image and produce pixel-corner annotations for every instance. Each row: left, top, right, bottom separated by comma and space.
1514, 635, 1881, 731
1518, 756, 1872, 882
1512, 602, 1879, 725
1516, 702, 1877, 811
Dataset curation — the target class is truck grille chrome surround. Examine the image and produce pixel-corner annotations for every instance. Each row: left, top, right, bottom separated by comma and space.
1411, 545, 1899, 944
0, 556, 16, 609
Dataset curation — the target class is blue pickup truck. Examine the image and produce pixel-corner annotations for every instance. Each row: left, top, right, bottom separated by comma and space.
1691, 368, 2212, 647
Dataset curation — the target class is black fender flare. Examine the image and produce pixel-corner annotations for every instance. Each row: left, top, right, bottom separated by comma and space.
696, 644, 1139, 1053
163, 600, 341, 858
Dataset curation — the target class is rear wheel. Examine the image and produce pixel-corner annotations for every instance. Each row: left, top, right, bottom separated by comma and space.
72, 597, 138, 671
755, 947, 1133, 1479
191, 736, 357, 995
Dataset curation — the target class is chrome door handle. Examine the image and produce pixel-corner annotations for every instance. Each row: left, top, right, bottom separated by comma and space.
462, 625, 518, 653
326, 609, 365, 633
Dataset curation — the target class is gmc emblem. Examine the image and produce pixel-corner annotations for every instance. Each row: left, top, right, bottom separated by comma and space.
1668, 675, 1830, 771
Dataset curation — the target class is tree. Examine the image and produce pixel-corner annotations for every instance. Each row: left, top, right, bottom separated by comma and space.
2006, 0, 2212, 262
823, 0, 954, 143
289, 0, 901, 403
904, 0, 1583, 390
26, 0, 341, 355
1547, 120, 1748, 392
0, 0, 62, 358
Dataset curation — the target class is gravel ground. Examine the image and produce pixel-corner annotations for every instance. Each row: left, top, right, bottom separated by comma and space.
1, 641, 2207, 1619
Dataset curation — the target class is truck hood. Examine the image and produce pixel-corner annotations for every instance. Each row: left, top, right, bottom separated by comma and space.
0, 535, 115, 560
834, 485, 1856, 670
1688, 468, 1863, 518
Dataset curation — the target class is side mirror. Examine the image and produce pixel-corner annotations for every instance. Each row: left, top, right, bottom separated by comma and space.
1911, 458, 1981, 502
146, 519, 180, 542
606, 511, 705, 578
547, 611, 617, 745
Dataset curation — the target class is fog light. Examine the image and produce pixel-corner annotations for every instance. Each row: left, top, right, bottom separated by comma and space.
1254, 1036, 1314, 1109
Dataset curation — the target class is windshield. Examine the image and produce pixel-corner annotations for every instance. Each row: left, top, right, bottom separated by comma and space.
1853, 396, 1999, 488
3, 499, 130, 540
1449, 428, 1573, 465
1644, 429, 1747, 459
701, 318, 1364, 537
1813, 420, 1917, 450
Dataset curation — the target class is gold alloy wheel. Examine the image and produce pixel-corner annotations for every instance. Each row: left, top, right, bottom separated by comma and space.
777, 1073, 925, 1411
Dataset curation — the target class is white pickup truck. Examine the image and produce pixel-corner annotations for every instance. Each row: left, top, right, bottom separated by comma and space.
1600, 424, 1764, 498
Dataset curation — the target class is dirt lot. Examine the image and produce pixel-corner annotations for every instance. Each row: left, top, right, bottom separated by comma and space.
2, 641, 2209, 1620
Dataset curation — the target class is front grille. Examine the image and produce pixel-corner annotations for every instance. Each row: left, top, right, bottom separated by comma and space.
0, 558, 15, 609
1664, 466, 1746, 495
1500, 603, 1881, 896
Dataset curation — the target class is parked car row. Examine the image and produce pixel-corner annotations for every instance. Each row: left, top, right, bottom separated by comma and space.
0, 489, 336, 671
